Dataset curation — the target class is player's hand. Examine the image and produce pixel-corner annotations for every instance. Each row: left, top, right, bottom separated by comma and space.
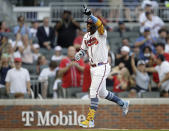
83, 6, 91, 16
75, 52, 83, 61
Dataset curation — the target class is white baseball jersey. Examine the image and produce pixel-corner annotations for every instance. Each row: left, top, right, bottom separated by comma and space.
81, 30, 108, 65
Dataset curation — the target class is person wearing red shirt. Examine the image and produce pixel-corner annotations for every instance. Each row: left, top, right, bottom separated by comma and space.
73, 28, 86, 51
152, 43, 169, 86
82, 62, 91, 92
59, 46, 84, 97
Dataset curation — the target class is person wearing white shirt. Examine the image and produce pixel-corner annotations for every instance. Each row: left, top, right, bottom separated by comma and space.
30, 21, 39, 37
5, 57, 31, 98
51, 46, 64, 64
139, 0, 152, 25
140, 12, 164, 38
165, 37, 169, 53
38, 61, 57, 98
145, 54, 169, 92
32, 44, 41, 62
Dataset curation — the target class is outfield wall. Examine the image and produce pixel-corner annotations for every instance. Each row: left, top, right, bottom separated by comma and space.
0, 98, 169, 129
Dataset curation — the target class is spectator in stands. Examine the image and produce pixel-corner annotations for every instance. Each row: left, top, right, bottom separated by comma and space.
0, 21, 10, 33
131, 54, 151, 94
160, 90, 169, 98
82, 58, 91, 93
38, 61, 57, 98
30, 21, 39, 37
115, 46, 134, 74
128, 89, 137, 98
145, 54, 169, 93
140, 12, 165, 38
123, 0, 140, 22
155, 43, 169, 61
59, 46, 84, 97
12, 33, 23, 59
165, 37, 169, 53
37, 17, 55, 49
51, 46, 64, 65
0, 55, 11, 98
36, 55, 48, 75
142, 46, 152, 63
117, 37, 131, 53
0, 34, 10, 56
114, 21, 130, 37
157, 28, 167, 45
73, 28, 86, 51
109, 66, 132, 93
5, 57, 31, 98
55, 10, 80, 48
32, 44, 41, 62
21, 35, 33, 64
53, 70, 62, 99
13, 16, 31, 37
135, 27, 156, 59
139, 0, 153, 26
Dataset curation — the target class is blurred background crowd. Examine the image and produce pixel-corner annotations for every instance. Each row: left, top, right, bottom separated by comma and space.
1, 0, 169, 99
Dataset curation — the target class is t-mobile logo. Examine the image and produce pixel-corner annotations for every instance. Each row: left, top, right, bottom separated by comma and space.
22, 111, 85, 126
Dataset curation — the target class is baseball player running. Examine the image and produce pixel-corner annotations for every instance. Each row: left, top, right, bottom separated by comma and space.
75, 6, 130, 128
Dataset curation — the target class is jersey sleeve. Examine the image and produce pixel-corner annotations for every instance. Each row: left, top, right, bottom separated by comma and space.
90, 15, 104, 35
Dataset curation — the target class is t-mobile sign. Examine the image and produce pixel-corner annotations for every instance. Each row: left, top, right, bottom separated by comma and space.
22, 111, 86, 126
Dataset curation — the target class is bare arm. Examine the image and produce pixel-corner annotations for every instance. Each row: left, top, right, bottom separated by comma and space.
145, 67, 157, 73
27, 81, 31, 95
73, 62, 84, 72
135, 39, 146, 47
131, 55, 137, 74
6, 82, 10, 94
58, 64, 72, 77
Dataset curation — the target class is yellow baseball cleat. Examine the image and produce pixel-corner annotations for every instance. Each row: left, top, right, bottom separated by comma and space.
79, 108, 96, 128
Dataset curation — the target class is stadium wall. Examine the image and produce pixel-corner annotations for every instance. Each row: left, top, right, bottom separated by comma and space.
0, 99, 169, 129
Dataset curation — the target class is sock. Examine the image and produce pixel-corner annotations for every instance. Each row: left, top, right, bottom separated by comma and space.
90, 98, 99, 111
105, 91, 124, 107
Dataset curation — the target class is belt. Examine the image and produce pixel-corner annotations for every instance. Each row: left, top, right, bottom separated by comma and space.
91, 62, 108, 67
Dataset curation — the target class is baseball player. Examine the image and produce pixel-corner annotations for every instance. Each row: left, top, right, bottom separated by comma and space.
75, 7, 130, 128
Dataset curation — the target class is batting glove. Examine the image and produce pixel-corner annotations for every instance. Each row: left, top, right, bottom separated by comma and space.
75, 52, 82, 61
83, 6, 91, 16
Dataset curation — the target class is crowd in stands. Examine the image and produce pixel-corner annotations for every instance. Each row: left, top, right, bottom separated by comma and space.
1, 0, 169, 99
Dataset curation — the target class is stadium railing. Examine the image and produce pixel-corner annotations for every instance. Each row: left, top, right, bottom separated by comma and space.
12, 2, 169, 22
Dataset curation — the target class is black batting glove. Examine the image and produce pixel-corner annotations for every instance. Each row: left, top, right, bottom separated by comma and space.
83, 6, 91, 16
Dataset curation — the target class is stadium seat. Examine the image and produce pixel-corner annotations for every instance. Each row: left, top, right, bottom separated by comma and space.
22, 63, 37, 75
108, 38, 121, 53
63, 87, 82, 98
132, 26, 140, 32
122, 32, 140, 38
107, 32, 120, 38
141, 92, 160, 98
